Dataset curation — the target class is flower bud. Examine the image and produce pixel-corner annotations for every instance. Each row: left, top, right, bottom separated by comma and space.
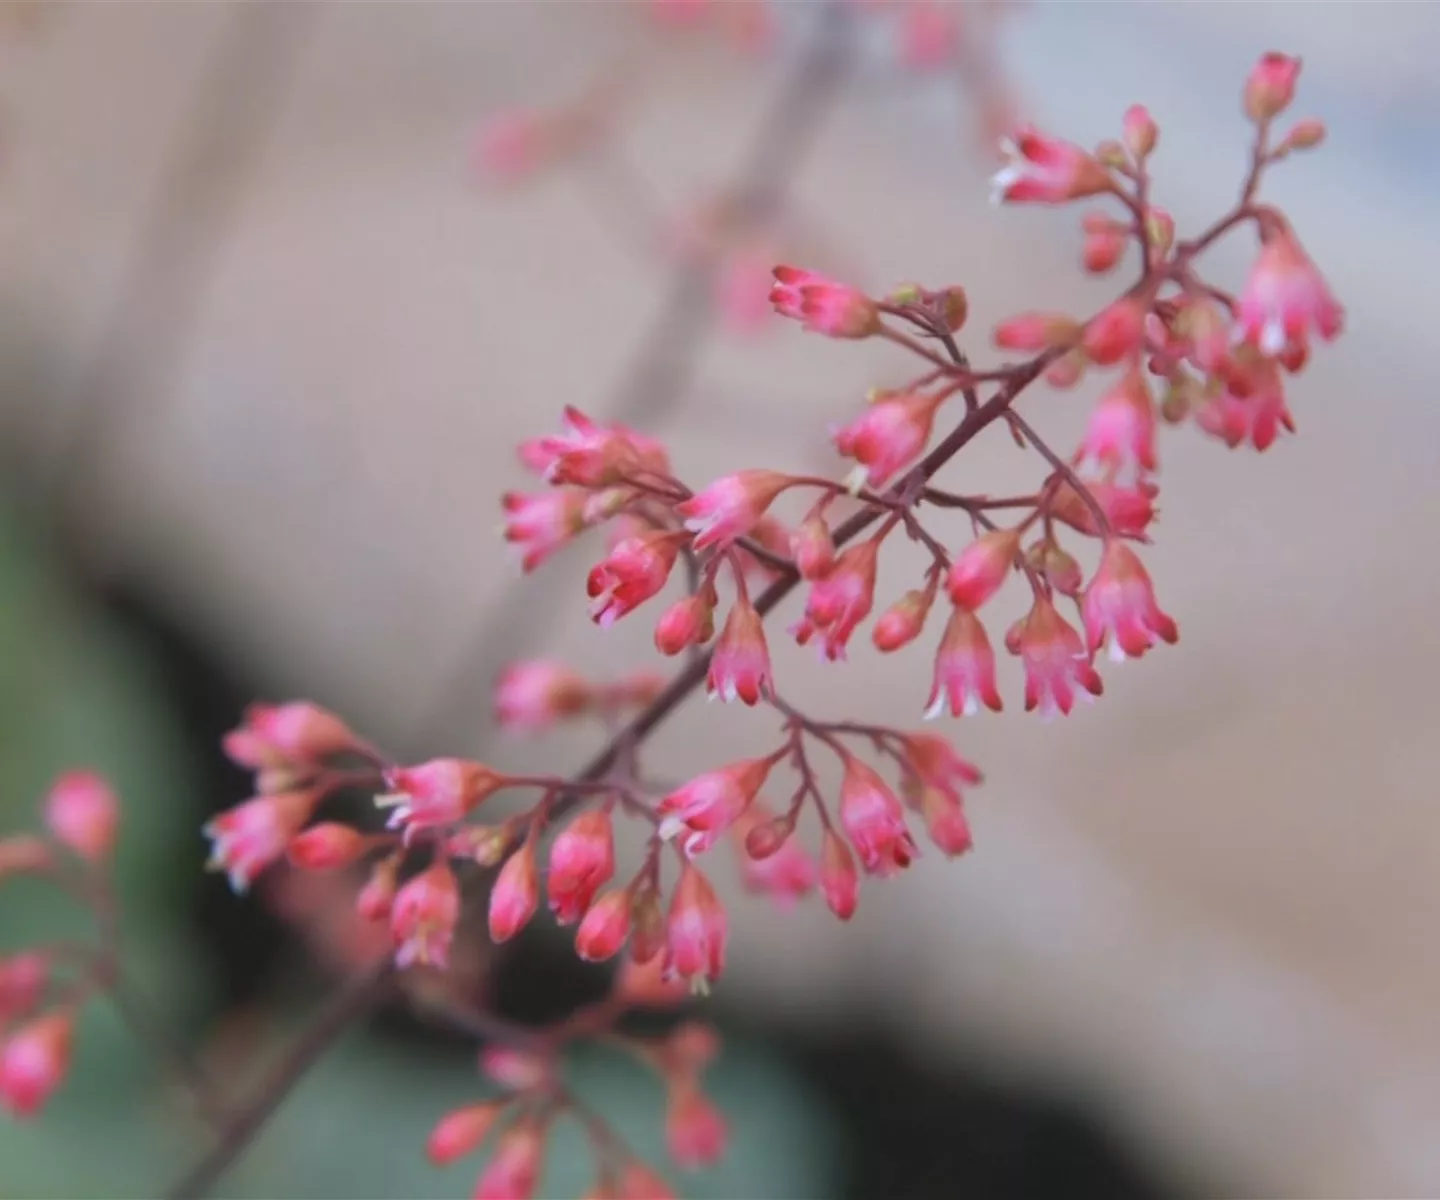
1244, 52, 1301, 123
1121, 104, 1157, 159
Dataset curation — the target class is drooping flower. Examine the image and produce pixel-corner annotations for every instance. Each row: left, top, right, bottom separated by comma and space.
924, 606, 1004, 718
917, 785, 974, 858
832, 391, 945, 491
838, 756, 918, 877
991, 126, 1112, 205
204, 790, 319, 893
707, 589, 773, 705
946, 529, 1019, 610
732, 805, 816, 907
587, 532, 685, 628
391, 861, 460, 970
1235, 227, 1343, 357
474, 1119, 547, 1200
665, 1083, 729, 1170
654, 591, 717, 657
575, 888, 632, 962
793, 539, 880, 661
819, 829, 859, 921
790, 513, 835, 580
0, 1012, 73, 1118
1081, 541, 1178, 661
1081, 298, 1147, 366
547, 810, 614, 925
489, 841, 540, 943
1075, 367, 1157, 478
43, 770, 119, 864
663, 864, 727, 987
1013, 597, 1104, 718
872, 585, 937, 653
901, 732, 983, 802
1049, 477, 1159, 539
677, 469, 793, 551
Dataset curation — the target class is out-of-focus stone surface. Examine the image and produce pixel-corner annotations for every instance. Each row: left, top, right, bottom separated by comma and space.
4, 3, 1440, 1194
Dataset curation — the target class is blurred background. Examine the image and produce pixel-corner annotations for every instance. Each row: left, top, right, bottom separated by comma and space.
2, 1, 1439, 1196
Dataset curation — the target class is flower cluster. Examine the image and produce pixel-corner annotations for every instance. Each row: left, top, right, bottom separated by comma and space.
0, 772, 123, 1119
3, 43, 1345, 1200
425, 960, 721, 1199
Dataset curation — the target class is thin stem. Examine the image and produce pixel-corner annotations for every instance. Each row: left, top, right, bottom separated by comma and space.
1006, 409, 1113, 540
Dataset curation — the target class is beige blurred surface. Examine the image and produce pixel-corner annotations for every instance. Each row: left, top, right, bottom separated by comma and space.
5, 3, 1440, 1195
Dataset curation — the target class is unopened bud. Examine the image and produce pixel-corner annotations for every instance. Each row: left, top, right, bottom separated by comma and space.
1122, 104, 1157, 159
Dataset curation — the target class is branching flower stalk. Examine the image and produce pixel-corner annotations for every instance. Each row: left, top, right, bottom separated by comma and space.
0, 22, 1344, 1200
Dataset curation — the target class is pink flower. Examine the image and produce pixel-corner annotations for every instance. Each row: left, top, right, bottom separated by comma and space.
547, 810, 614, 925
918, 786, 974, 858
474, 1120, 547, 1200
1013, 597, 1104, 718
480, 1044, 547, 1091
0, 953, 47, 1023
0, 1012, 73, 1118
43, 770, 119, 863
1122, 104, 1158, 159
575, 889, 632, 962
790, 513, 835, 580
1194, 370, 1295, 452
1076, 368, 1157, 478
222, 702, 356, 773
991, 127, 1112, 205
489, 841, 540, 943
204, 790, 318, 893
732, 807, 816, 907
427, 1101, 503, 1166
287, 823, 367, 870
832, 391, 944, 490
1082, 541, 1178, 662
899, 1, 958, 70
654, 591, 717, 656
378, 759, 506, 836
658, 755, 778, 856
793, 539, 880, 661
1082, 298, 1147, 366
666, 1084, 728, 1169
707, 590, 772, 705
664, 864, 727, 987
838, 756, 918, 877
676, 469, 792, 551
502, 489, 589, 573
391, 861, 460, 969
820, 830, 859, 921
946, 529, 1019, 610
1235, 228, 1343, 357
993, 311, 1080, 351
587, 532, 684, 628
872, 586, 937, 653
494, 660, 593, 733
1050, 477, 1158, 539
925, 606, 1004, 719
904, 731, 982, 788
1244, 52, 1301, 122
520, 406, 670, 489
769, 265, 879, 338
